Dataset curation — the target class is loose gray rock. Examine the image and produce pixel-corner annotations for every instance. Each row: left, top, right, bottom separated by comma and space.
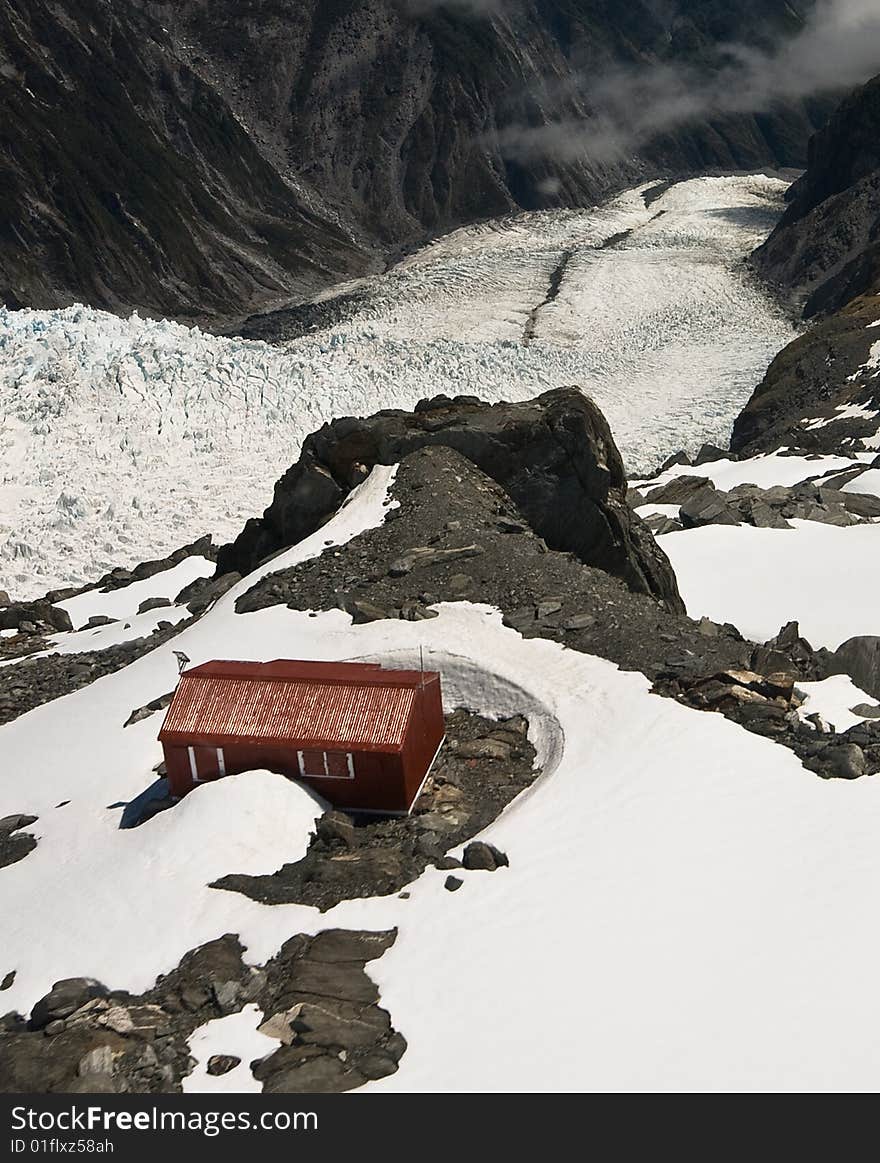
851, 703, 880, 719
30, 979, 109, 1030
177, 571, 241, 615
823, 743, 867, 780
207, 1055, 241, 1076
388, 544, 483, 577
454, 738, 512, 761
137, 597, 173, 614
0, 602, 72, 633
536, 599, 563, 618
841, 491, 880, 519
315, 811, 357, 849
679, 486, 741, 528
825, 637, 880, 701
462, 842, 509, 871
346, 599, 388, 624
562, 613, 596, 631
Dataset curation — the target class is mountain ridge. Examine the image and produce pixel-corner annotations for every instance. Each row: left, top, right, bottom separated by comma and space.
0, 0, 831, 324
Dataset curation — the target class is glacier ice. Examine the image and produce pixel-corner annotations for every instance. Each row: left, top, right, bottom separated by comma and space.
0, 175, 798, 598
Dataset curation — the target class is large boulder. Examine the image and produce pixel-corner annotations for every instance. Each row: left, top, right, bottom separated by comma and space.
0, 601, 72, 634
29, 978, 109, 1031
217, 388, 684, 612
823, 637, 880, 702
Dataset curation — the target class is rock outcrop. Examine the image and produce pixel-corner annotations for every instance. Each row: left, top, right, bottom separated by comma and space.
638, 468, 880, 532
0, 931, 405, 1093
730, 296, 880, 455
752, 73, 880, 318
737, 73, 880, 456
214, 708, 534, 911
234, 442, 879, 780
235, 443, 753, 682
218, 388, 684, 612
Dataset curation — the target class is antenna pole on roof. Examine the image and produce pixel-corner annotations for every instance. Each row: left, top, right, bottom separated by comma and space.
419, 645, 425, 686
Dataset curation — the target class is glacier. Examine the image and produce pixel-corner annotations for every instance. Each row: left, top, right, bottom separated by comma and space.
0, 174, 798, 599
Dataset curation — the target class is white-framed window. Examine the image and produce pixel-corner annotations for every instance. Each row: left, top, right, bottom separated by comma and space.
297, 749, 356, 780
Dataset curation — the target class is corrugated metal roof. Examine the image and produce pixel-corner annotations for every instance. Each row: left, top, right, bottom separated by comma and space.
159, 663, 423, 749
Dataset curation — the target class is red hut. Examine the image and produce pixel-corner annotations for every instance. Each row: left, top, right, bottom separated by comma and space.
158, 659, 445, 814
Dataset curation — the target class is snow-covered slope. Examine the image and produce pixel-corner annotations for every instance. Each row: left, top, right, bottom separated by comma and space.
648, 450, 880, 649
6, 465, 880, 1092
660, 519, 880, 649
0, 175, 796, 599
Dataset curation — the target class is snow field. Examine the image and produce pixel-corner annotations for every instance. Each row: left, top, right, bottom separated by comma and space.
795, 675, 880, 733
634, 450, 880, 650
5, 467, 880, 1090
183, 1006, 282, 1095
658, 519, 880, 650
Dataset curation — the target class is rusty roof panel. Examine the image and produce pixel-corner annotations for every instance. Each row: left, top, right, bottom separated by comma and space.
160, 672, 418, 749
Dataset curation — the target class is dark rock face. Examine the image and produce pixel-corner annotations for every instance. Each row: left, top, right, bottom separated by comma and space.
0, 0, 828, 323
236, 444, 753, 683
752, 74, 880, 318
0, 814, 38, 871
738, 74, 880, 455
0, 1, 368, 325
218, 388, 684, 612
823, 637, 880, 702
0, 931, 404, 1093
730, 296, 880, 456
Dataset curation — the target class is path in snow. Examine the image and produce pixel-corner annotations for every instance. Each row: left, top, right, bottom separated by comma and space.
0, 175, 797, 598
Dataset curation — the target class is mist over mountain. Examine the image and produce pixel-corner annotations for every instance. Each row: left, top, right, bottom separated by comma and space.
0, 0, 854, 324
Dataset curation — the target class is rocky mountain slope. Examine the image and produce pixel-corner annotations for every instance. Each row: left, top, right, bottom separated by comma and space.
752, 73, 880, 319
735, 74, 880, 457
0, 0, 830, 324
0, 1, 369, 325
